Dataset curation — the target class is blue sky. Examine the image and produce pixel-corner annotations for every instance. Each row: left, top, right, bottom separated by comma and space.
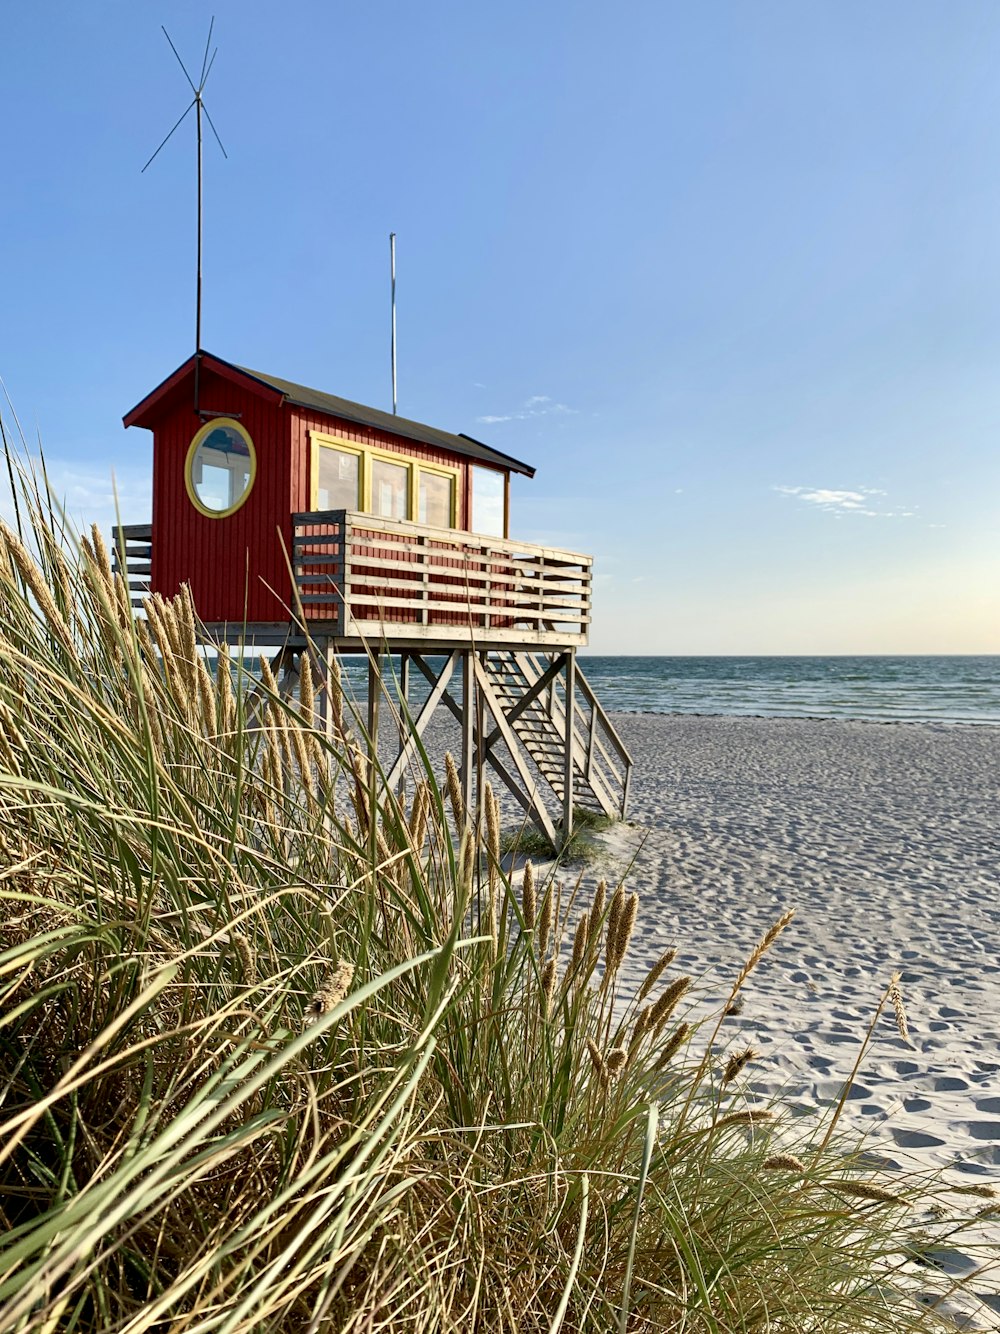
2, 1, 999, 653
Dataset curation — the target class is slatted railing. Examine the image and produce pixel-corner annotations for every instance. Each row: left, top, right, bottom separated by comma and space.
293, 511, 592, 646
111, 524, 152, 604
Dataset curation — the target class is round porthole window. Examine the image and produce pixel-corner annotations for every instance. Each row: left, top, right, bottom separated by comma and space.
185, 418, 256, 518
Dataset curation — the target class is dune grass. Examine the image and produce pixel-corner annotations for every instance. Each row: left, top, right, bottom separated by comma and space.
0, 447, 991, 1331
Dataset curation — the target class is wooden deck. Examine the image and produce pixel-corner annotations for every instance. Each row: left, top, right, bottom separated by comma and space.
113, 511, 593, 651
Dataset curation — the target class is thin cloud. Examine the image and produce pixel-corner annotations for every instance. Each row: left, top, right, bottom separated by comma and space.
476, 394, 577, 425
773, 484, 914, 519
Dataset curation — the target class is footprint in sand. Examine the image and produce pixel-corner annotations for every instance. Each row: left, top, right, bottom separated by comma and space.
962, 1121, 1000, 1141
890, 1127, 945, 1149
904, 1096, 932, 1112
889, 1059, 921, 1076
933, 1075, 969, 1092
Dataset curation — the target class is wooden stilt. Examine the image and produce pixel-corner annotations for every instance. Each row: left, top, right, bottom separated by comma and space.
461, 650, 475, 822
320, 639, 336, 741
396, 651, 410, 798
367, 656, 380, 757
563, 650, 575, 842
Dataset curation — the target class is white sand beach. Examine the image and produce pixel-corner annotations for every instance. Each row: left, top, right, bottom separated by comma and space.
596, 714, 1000, 1324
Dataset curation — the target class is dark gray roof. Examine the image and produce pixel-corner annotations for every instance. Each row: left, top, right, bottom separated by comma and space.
234, 361, 535, 478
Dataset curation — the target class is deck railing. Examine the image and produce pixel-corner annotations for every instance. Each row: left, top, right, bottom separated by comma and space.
112, 514, 593, 647
111, 524, 152, 602
293, 510, 592, 645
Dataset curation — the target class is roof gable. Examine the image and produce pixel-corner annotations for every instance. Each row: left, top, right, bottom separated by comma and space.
124, 352, 535, 478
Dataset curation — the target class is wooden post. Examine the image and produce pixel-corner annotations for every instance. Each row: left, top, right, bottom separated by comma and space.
397, 652, 409, 799
563, 650, 575, 841
367, 656, 380, 758
461, 649, 474, 821
321, 638, 336, 742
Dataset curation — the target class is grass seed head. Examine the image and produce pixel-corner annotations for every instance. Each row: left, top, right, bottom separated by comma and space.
586, 1036, 609, 1086
304, 961, 355, 1027
734, 908, 795, 995
591, 878, 607, 924
611, 891, 639, 971
230, 932, 256, 985
444, 752, 465, 828
723, 1045, 758, 1083
522, 860, 536, 930
298, 652, 315, 728
605, 1046, 627, 1076
637, 947, 678, 1004
762, 1154, 807, 1173
485, 783, 501, 887
657, 1022, 690, 1069
887, 970, 911, 1045
823, 1179, 906, 1207
571, 914, 588, 973
604, 885, 625, 965
715, 1109, 773, 1129
540, 957, 557, 1015
650, 976, 692, 1032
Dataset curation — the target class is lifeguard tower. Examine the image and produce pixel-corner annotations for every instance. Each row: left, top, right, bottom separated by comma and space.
115, 350, 632, 843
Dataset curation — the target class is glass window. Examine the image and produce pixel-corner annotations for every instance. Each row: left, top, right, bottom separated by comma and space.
317, 446, 359, 511
187, 420, 255, 516
371, 457, 409, 519
471, 466, 505, 536
418, 471, 454, 527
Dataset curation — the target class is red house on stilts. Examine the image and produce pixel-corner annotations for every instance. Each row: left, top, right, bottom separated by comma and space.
117, 350, 631, 840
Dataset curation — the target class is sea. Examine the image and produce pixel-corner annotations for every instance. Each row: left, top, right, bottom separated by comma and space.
576, 655, 1000, 726
326, 654, 1000, 726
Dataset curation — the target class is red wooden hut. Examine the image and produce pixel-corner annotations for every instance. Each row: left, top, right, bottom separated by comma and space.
122, 351, 537, 630
117, 350, 631, 839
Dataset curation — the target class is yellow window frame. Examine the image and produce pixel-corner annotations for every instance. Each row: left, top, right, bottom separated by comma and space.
310, 431, 460, 528
416, 461, 459, 528
310, 434, 366, 512
185, 417, 257, 519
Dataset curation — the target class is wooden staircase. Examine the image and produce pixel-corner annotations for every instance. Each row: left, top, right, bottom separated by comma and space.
478, 650, 632, 828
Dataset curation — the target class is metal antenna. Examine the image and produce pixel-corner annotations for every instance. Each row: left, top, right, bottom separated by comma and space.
142, 19, 228, 411
390, 232, 398, 415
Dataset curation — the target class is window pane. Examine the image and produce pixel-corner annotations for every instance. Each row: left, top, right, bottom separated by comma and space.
190, 425, 253, 513
418, 472, 453, 527
371, 458, 409, 519
471, 467, 504, 536
317, 447, 359, 510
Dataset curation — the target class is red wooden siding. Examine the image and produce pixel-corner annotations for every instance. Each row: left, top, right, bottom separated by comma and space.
151, 369, 293, 623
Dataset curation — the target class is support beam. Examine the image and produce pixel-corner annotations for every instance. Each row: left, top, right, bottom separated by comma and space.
396, 652, 410, 798
384, 651, 460, 790
367, 656, 380, 753
321, 639, 337, 741
461, 650, 475, 823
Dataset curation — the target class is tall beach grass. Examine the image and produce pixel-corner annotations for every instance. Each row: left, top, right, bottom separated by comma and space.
0, 443, 991, 1331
